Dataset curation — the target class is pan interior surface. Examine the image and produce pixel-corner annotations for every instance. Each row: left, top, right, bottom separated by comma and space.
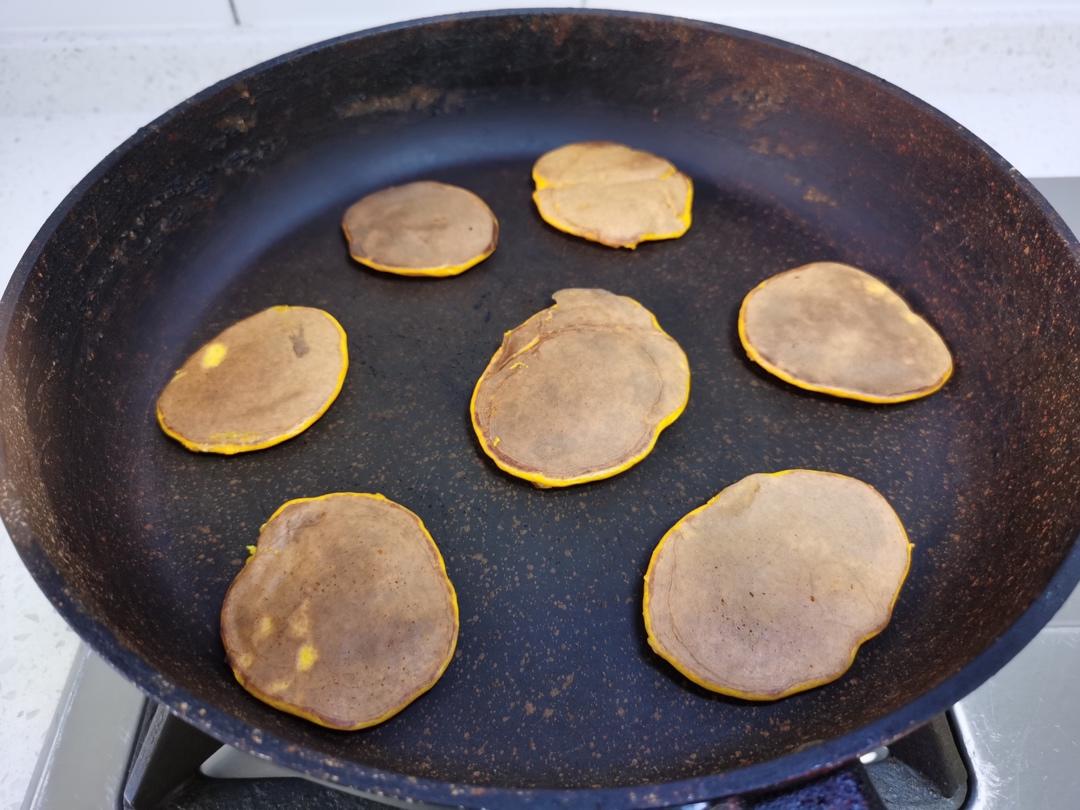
2, 11, 1079, 798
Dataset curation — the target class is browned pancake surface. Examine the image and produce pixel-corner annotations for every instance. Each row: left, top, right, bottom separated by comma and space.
644, 470, 911, 700
471, 288, 689, 487
739, 262, 952, 402
342, 180, 498, 276
156, 306, 347, 454
532, 142, 692, 248
221, 493, 459, 729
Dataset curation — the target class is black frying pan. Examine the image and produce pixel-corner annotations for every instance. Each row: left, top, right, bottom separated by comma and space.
3, 10, 1080, 808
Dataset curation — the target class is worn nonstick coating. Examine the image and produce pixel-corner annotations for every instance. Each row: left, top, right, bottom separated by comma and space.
3, 10, 1080, 808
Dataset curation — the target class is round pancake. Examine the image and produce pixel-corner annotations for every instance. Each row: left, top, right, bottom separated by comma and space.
220, 493, 459, 730
644, 470, 911, 700
342, 180, 498, 277
471, 288, 690, 487
156, 306, 347, 454
532, 141, 693, 249
739, 261, 953, 403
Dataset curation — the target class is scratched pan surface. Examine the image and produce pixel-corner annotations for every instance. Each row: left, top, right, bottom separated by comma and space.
3, 10, 1080, 808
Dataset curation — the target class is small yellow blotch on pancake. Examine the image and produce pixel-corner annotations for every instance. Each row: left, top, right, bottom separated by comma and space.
287, 603, 311, 638
739, 261, 953, 403
342, 180, 498, 277
254, 616, 274, 641
296, 644, 318, 672
200, 342, 228, 369
862, 278, 890, 297
644, 469, 912, 700
531, 141, 693, 249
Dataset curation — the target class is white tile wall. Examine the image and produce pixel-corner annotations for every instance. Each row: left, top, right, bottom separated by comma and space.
2, 0, 233, 30
5, 0, 1078, 30
590, 0, 1080, 26
231, 0, 582, 27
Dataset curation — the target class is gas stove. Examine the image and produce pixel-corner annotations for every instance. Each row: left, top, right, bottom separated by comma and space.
20, 614, 1080, 810
25, 647, 968, 810
20, 179, 1080, 810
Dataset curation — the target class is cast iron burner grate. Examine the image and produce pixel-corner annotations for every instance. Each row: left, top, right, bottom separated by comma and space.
121, 702, 968, 810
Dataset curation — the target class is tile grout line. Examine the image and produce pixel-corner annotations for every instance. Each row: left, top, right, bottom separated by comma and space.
227, 0, 240, 26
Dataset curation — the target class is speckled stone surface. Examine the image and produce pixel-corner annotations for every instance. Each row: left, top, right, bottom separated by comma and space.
2, 7, 1080, 810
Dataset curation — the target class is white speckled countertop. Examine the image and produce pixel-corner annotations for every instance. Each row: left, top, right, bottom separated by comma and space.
2, 4, 1079, 808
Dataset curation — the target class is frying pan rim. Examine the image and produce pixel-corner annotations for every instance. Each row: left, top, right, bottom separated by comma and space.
2, 8, 1079, 807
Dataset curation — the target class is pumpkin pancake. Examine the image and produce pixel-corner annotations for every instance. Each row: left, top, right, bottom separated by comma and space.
470, 288, 690, 487
342, 180, 498, 277
221, 493, 459, 730
156, 306, 347, 454
532, 141, 693, 249
739, 262, 953, 403
644, 470, 911, 700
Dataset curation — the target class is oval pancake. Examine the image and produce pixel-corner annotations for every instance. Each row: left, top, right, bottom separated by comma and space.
532, 142, 693, 249
221, 493, 459, 730
156, 306, 348, 454
342, 180, 498, 277
644, 470, 911, 700
739, 261, 953, 403
471, 288, 690, 487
